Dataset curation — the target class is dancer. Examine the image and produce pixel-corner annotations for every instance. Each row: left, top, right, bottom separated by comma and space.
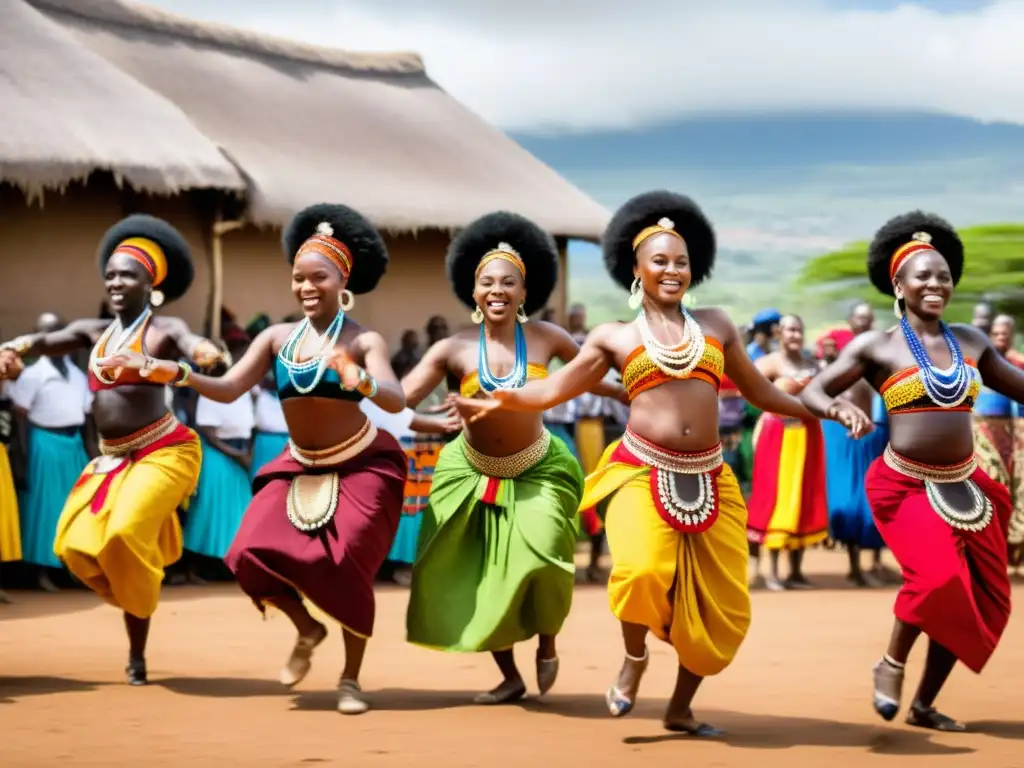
0, 214, 221, 683
95, 203, 407, 714
402, 211, 597, 704
802, 211, 1022, 731
746, 315, 828, 590
818, 327, 887, 586
459, 191, 868, 733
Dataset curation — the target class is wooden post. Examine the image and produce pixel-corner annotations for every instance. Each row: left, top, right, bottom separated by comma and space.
210, 216, 243, 340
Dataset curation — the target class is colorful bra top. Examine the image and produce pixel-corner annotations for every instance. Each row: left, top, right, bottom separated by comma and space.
460, 363, 548, 399
274, 356, 365, 402
88, 313, 163, 392
881, 360, 981, 414
621, 337, 724, 401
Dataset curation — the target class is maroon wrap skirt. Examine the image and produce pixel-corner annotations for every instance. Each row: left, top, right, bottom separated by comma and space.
865, 457, 1012, 673
225, 430, 406, 638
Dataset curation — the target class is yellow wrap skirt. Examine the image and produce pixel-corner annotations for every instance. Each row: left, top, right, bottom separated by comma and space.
0, 444, 21, 562
580, 438, 751, 677
53, 416, 201, 618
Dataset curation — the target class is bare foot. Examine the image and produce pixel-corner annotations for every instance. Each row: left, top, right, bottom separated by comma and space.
473, 676, 526, 705
279, 622, 328, 687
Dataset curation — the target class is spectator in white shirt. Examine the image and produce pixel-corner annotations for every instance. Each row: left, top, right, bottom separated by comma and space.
7, 312, 93, 592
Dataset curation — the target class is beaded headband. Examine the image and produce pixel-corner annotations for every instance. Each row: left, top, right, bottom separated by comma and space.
889, 232, 936, 282
475, 242, 526, 278
113, 237, 168, 287
296, 222, 353, 279
632, 217, 685, 251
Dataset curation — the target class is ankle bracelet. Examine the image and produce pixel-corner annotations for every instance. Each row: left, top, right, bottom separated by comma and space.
882, 653, 905, 669
626, 648, 649, 663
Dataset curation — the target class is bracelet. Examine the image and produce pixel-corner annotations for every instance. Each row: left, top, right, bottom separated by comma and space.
354, 367, 378, 398
174, 361, 194, 388
0, 336, 32, 355
139, 356, 156, 379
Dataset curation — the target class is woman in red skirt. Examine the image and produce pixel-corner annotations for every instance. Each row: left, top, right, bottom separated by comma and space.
802, 211, 1024, 732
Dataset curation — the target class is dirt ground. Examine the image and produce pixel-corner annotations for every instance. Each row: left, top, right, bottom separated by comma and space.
2, 549, 1023, 768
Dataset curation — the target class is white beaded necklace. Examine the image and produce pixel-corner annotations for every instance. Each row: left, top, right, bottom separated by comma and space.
635, 305, 706, 379
89, 307, 153, 384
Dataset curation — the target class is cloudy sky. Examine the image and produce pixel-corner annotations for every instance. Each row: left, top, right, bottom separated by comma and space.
149, 0, 1016, 132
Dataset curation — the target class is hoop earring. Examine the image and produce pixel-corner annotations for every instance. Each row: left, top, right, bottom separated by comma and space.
628, 278, 643, 311
339, 290, 355, 312
516, 305, 528, 324
471, 306, 484, 324
150, 290, 165, 308
893, 290, 904, 319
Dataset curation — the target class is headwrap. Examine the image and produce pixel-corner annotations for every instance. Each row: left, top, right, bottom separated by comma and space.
296, 222, 353, 279
816, 327, 855, 359
113, 237, 168, 287
889, 231, 937, 282
632, 217, 685, 251
475, 242, 526, 278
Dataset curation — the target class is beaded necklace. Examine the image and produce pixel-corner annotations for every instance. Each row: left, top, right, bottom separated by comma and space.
635, 305, 706, 379
899, 315, 974, 408
477, 322, 527, 393
89, 307, 153, 384
277, 310, 345, 395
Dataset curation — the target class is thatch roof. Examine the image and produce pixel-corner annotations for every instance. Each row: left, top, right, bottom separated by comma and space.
0, 0, 244, 198
8, 0, 609, 239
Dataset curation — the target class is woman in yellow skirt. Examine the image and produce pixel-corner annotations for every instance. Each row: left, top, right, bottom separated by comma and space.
461, 191, 871, 734
0, 215, 223, 683
0, 382, 21, 603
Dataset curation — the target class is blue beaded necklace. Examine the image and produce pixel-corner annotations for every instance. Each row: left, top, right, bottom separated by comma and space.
278, 310, 345, 394
477, 322, 527, 393
899, 315, 974, 408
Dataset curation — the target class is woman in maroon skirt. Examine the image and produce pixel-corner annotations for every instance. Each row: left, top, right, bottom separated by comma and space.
95, 203, 407, 715
802, 211, 1023, 731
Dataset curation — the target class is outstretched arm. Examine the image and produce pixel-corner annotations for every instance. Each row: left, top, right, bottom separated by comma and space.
159, 317, 228, 368
401, 339, 453, 408
547, 322, 626, 401
970, 325, 1024, 403
799, 331, 879, 437
720, 317, 819, 421
0, 319, 106, 376
484, 325, 617, 413
95, 327, 277, 403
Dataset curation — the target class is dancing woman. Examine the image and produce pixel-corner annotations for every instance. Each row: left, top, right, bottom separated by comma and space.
402, 211, 601, 704
0, 214, 222, 683
94, 203, 406, 714
801, 211, 1023, 731
461, 191, 868, 733
746, 315, 828, 589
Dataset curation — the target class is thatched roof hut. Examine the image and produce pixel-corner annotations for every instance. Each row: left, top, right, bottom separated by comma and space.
7, 0, 609, 239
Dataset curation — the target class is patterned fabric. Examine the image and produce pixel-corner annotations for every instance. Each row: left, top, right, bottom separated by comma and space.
622, 337, 724, 400
401, 435, 443, 515
459, 363, 548, 399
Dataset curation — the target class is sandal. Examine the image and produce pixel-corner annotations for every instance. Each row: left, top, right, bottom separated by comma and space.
473, 678, 527, 705
872, 656, 904, 721
279, 623, 327, 687
536, 653, 559, 697
337, 678, 369, 715
126, 658, 148, 686
605, 648, 649, 717
906, 703, 966, 732
662, 718, 725, 737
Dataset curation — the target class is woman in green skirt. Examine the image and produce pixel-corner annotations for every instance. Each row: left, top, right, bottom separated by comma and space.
401, 212, 617, 704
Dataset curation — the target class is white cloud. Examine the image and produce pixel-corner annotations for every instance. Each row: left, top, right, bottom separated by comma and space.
151, 0, 1023, 131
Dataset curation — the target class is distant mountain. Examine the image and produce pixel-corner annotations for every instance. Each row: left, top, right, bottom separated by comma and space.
513, 112, 1024, 325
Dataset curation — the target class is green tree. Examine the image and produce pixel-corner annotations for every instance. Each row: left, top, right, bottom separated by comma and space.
796, 223, 1024, 324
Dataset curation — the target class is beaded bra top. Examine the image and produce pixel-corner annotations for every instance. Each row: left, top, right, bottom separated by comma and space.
881, 361, 981, 414
88, 311, 162, 392
460, 363, 548, 399
621, 336, 724, 401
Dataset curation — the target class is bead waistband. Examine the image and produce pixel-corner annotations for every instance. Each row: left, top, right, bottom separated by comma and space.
99, 414, 178, 457
622, 428, 723, 474
883, 444, 975, 483
289, 420, 377, 467
462, 430, 551, 479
